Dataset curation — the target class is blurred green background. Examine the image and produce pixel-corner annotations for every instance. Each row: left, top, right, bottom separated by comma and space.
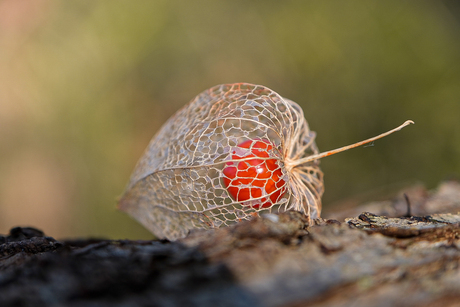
0, 0, 459, 239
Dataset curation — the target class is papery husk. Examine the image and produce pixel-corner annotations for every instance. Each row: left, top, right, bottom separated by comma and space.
119, 83, 324, 240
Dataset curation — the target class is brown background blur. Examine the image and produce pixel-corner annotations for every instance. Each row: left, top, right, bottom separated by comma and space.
1, 1, 459, 239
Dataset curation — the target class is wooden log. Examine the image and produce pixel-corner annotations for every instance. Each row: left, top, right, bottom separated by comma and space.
1, 180, 459, 306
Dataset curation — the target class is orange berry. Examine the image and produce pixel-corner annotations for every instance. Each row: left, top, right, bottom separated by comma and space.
223, 139, 286, 209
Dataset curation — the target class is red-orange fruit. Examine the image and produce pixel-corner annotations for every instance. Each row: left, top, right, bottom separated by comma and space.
222, 139, 286, 209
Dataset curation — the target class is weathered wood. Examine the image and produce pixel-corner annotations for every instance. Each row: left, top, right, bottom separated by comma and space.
1, 181, 459, 306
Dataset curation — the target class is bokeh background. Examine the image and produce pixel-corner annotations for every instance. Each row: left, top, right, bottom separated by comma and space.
1, 0, 459, 239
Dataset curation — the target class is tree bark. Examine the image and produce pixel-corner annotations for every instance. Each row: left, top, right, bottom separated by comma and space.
1, 180, 459, 306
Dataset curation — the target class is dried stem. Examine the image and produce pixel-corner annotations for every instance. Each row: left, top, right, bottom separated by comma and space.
287, 120, 414, 169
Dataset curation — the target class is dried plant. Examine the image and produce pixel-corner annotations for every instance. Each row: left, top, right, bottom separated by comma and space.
119, 83, 413, 240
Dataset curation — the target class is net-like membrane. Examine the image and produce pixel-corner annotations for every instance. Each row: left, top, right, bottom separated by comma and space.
119, 83, 324, 240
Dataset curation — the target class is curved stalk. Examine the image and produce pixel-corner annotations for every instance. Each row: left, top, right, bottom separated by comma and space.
286, 120, 414, 169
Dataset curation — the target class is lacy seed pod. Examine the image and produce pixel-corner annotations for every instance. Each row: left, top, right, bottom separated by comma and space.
119, 83, 413, 240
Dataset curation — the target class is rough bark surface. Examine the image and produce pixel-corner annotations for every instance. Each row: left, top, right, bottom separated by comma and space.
1, 180, 459, 307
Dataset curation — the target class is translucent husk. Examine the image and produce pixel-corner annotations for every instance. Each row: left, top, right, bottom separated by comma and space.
119, 83, 413, 240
